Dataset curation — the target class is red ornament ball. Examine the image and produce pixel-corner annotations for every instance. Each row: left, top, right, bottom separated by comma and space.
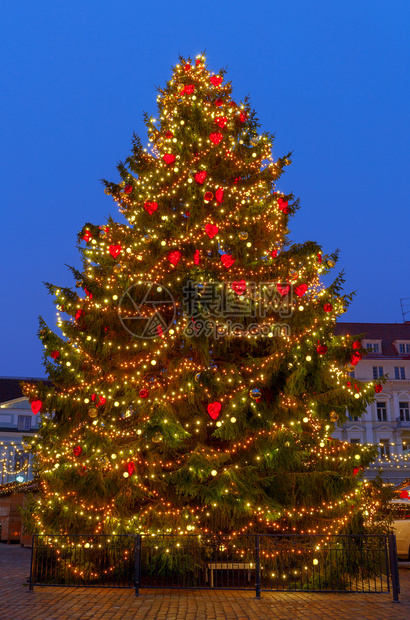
75, 309, 84, 321
215, 98, 223, 107
193, 250, 201, 265
351, 352, 362, 366
73, 446, 82, 457
50, 350, 60, 360
210, 75, 223, 86
124, 184, 133, 194
271, 250, 278, 258
352, 340, 361, 350
184, 63, 191, 72
317, 253, 322, 263
323, 303, 333, 312
204, 191, 214, 203
139, 389, 149, 399
238, 111, 247, 123
374, 383, 383, 393
317, 344, 328, 355
400, 490, 409, 499
82, 230, 92, 242
277, 197, 289, 213
165, 131, 173, 139
182, 84, 195, 95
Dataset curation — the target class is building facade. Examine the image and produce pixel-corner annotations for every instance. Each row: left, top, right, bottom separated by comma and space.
0, 377, 44, 485
333, 322, 410, 484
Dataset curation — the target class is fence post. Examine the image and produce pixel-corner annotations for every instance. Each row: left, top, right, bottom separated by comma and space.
255, 534, 261, 599
134, 534, 141, 597
28, 535, 35, 591
388, 533, 400, 603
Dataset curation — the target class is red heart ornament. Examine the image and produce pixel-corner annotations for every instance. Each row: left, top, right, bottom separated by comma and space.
221, 254, 235, 268
210, 132, 223, 145
238, 112, 247, 123
127, 461, 135, 476
73, 445, 82, 457
232, 280, 246, 295
168, 250, 182, 266
183, 84, 195, 95
194, 171, 207, 184
277, 283, 290, 296
109, 245, 122, 259
184, 63, 191, 72
207, 402, 222, 419
215, 116, 227, 129
163, 153, 176, 165
50, 350, 60, 360
144, 201, 158, 215
205, 223, 219, 239
317, 344, 328, 355
215, 188, 224, 204
271, 250, 278, 258
82, 230, 92, 242
295, 283, 308, 297
210, 75, 223, 86
277, 197, 289, 213
31, 400, 42, 415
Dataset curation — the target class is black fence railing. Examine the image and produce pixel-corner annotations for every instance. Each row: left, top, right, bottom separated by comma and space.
29, 533, 400, 601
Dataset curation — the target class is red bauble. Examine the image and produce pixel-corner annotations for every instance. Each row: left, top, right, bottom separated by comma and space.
193, 250, 201, 265
353, 467, 360, 476
323, 303, 333, 312
215, 188, 224, 204
317, 344, 328, 355
165, 131, 173, 139
295, 283, 308, 297
167, 250, 182, 266
84, 287, 92, 299
194, 171, 207, 184
277, 197, 289, 213
144, 201, 158, 215
50, 350, 60, 360
215, 98, 223, 107
221, 254, 235, 268
184, 63, 191, 72
82, 230, 92, 242
73, 445, 82, 457
317, 253, 322, 263
238, 111, 247, 123
352, 340, 361, 349
205, 223, 219, 239
375, 383, 383, 393
31, 400, 42, 415
232, 280, 246, 295
163, 153, 176, 165
109, 245, 122, 259
207, 401, 222, 419
351, 352, 362, 366
277, 283, 290, 297
97, 396, 106, 407
209, 132, 223, 145
195, 58, 201, 66
215, 116, 227, 129
230, 101, 237, 107
124, 184, 133, 194
204, 191, 214, 203
210, 75, 223, 86
400, 490, 409, 499
127, 461, 135, 476
75, 309, 84, 321
271, 250, 278, 258
139, 389, 149, 398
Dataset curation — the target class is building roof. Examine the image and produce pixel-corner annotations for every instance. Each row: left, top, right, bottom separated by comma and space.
334, 322, 410, 358
0, 377, 50, 404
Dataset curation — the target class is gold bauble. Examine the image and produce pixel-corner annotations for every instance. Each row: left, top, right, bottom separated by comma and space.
344, 363, 355, 373
88, 407, 98, 418
328, 259, 336, 268
249, 388, 261, 400
113, 263, 122, 274
284, 158, 292, 166
238, 231, 249, 241
152, 432, 163, 443
195, 372, 201, 382
330, 411, 339, 422
143, 234, 152, 244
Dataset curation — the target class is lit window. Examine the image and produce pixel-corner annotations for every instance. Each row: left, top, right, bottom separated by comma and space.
399, 344, 410, 354
379, 439, 390, 458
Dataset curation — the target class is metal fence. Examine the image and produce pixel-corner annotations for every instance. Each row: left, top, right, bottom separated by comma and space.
29, 533, 400, 601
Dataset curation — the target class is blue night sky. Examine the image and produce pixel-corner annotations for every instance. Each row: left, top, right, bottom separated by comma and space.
1, 0, 409, 377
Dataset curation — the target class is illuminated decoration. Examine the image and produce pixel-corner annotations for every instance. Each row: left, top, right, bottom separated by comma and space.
31, 400, 42, 415
21, 54, 381, 546
374, 384, 383, 393
330, 411, 339, 422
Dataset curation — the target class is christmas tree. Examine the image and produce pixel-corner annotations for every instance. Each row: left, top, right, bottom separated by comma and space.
24, 54, 380, 539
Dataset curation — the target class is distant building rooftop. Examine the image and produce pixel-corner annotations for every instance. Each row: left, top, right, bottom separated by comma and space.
0, 377, 50, 404
335, 322, 410, 358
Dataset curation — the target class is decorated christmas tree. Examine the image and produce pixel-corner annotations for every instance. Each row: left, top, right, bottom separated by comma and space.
23, 54, 380, 539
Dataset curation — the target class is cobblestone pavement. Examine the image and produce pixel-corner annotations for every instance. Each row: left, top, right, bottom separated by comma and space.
1, 544, 409, 620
